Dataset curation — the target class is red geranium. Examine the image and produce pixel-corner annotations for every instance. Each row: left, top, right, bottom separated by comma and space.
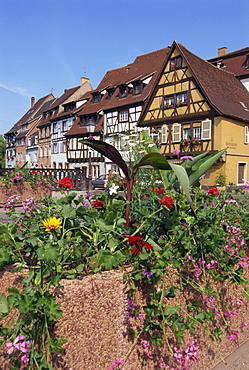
125, 235, 154, 255
207, 187, 220, 195
149, 187, 165, 194
92, 200, 106, 208
30, 171, 38, 175
159, 196, 173, 209
58, 177, 75, 188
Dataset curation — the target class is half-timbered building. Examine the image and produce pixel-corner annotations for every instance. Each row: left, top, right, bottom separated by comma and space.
66, 47, 170, 177
37, 78, 92, 169
138, 41, 249, 186
5, 94, 54, 168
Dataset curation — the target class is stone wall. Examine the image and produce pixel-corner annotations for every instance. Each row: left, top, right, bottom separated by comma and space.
0, 267, 248, 369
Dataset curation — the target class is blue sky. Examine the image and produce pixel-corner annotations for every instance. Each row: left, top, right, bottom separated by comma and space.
0, 0, 248, 136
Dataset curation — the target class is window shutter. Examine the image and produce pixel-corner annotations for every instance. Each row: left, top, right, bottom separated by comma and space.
201, 120, 211, 140
172, 124, 181, 142
145, 127, 150, 137
60, 142, 63, 153
51, 145, 53, 154
245, 126, 249, 144
161, 126, 167, 143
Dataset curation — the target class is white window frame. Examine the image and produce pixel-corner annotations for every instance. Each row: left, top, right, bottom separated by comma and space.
161, 126, 167, 143
244, 126, 249, 144
119, 110, 129, 122
201, 120, 211, 140
172, 124, 181, 142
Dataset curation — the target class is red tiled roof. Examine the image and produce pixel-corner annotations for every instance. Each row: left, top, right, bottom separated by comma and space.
66, 47, 170, 136
208, 47, 249, 77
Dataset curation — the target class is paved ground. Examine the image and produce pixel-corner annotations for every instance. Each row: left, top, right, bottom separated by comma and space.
212, 339, 249, 369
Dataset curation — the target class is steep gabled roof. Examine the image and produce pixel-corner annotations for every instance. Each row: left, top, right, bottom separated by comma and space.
176, 42, 249, 122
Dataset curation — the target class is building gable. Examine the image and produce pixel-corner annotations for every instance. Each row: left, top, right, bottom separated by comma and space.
142, 44, 213, 125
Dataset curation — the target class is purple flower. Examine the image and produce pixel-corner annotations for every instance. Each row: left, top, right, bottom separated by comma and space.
126, 297, 142, 321
142, 268, 154, 278
180, 156, 194, 161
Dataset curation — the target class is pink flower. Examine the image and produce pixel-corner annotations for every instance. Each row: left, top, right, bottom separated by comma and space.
172, 149, 180, 155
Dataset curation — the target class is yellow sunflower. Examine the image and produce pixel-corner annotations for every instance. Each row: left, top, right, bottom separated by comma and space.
41, 217, 62, 231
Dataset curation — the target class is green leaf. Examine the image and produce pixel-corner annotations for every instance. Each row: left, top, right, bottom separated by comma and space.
213, 328, 223, 342
134, 152, 171, 172
169, 163, 195, 213
62, 204, 76, 219
164, 305, 180, 315
80, 139, 130, 180
188, 148, 227, 186
98, 250, 124, 270
0, 294, 9, 313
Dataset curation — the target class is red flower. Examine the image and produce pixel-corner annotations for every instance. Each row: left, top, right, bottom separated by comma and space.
129, 247, 141, 255
140, 194, 149, 199
92, 200, 106, 208
207, 187, 220, 195
125, 235, 154, 255
30, 171, 38, 175
126, 236, 143, 243
58, 177, 75, 188
159, 196, 173, 209
149, 187, 165, 194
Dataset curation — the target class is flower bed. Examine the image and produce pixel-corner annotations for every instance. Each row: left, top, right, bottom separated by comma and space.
0, 135, 248, 370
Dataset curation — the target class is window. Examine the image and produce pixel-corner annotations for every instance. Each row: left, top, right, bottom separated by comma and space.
53, 123, 57, 134
201, 120, 211, 140
176, 93, 187, 106
119, 85, 127, 98
193, 126, 201, 139
163, 96, 175, 109
238, 162, 247, 184
62, 120, 67, 132
183, 128, 191, 140
107, 88, 115, 98
133, 82, 142, 95
172, 124, 181, 142
163, 92, 188, 109
170, 56, 182, 70
245, 126, 249, 144
119, 111, 129, 122
161, 126, 167, 143
92, 93, 101, 103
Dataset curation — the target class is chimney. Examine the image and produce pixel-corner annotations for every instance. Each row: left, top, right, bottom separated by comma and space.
218, 47, 227, 57
31, 97, 35, 107
80, 77, 90, 85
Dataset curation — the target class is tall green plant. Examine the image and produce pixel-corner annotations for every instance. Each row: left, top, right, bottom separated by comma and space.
80, 138, 227, 225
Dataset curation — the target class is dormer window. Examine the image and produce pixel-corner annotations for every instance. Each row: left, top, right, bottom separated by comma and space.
92, 93, 101, 103
133, 81, 142, 95
64, 102, 76, 112
107, 88, 115, 99
170, 56, 182, 70
119, 85, 127, 98
216, 60, 226, 68
80, 114, 96, 127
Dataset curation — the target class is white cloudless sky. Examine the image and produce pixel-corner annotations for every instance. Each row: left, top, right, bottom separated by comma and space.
0, 0, 248, 135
